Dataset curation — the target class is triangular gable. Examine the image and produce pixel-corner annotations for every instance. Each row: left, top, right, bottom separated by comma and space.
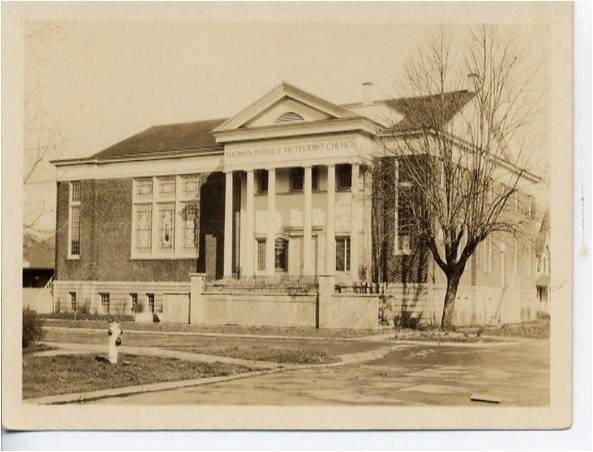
213, 82, 358, 132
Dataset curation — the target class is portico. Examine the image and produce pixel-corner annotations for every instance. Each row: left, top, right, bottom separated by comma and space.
213, 82, 377, 283
222, 161, 363, 280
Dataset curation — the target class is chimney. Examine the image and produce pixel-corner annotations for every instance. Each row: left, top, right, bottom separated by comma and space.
362, 81, 374, 105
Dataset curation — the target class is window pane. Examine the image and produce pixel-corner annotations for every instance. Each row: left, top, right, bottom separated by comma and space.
312, 167, 319, 191
158, 176, 176, 199
290, 168, 303, 191
275, 238, 288, 271
181, 202, 198, 250
70, 205, 81, 256
135, 205, 152, 251
337, 164, 352, 189
258, 170, 268, 194
71, 181, 81, 202
182, 175, 200, 198
398, 186, 414, 235
135, 178, 153, 201
336, 238, 345, 271
336, 237, 350, 271
159, 203, 175, 251
257, 239, 266, 271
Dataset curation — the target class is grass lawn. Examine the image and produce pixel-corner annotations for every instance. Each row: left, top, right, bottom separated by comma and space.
460, 319, 550, 338
43, 319, 377, 338
42, 329, 382, 362
22, 353, 253, 399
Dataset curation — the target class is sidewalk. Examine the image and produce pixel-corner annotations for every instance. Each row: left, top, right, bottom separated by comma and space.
36, 341, 280, 369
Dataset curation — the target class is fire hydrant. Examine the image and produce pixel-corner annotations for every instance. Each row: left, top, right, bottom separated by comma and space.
107, 320, 123, 364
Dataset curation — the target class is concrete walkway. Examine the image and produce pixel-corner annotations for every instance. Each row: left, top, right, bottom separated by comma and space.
36, 341, 280, 369
28, 341, 407, 405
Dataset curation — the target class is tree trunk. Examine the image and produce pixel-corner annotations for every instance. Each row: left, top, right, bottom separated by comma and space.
440, 270, 461, 330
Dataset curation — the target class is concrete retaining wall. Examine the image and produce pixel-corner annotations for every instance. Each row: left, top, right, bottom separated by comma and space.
383, 281, 539, 327
201, 292, 317, 327
23, 288, 53, 314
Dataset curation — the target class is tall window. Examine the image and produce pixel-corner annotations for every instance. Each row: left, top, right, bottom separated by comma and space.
68, 181, 81, 258
336, 164, 352, 190
336, 236, 351, 272
69, 292, 77, 311
312, 167, 320, 192
485, 237, 493, 273
133, 175, 200, 257
397, 184, 414, 253
256, 170, 268, 194
290, 168, 304, 191
275, 238, 288, 271
99, 293, 110, 314
147, 293, 155, 313
257, 239, 266, 271
129, 293, 138, 312
158, 203, 175, 252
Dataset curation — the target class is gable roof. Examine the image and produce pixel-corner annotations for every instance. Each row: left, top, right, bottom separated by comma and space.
90, 118, 227, 161
80, 87, 475, 163
381, 90, 475, 132
214, 81, 358, 133
23, 234, 55, 269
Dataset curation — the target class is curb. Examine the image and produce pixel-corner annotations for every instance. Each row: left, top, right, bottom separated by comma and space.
26, 367, 285, 405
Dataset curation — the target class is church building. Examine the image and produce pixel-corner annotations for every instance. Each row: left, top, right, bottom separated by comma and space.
51, 82, 543, 327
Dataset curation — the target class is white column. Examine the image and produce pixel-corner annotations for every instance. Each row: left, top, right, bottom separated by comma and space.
245, 169, 255, 277
303, 166, 313, 276
350, 162, 360, 281
325, 165, 336, 274
223, 171, 233, 278
266, 168, 276, 276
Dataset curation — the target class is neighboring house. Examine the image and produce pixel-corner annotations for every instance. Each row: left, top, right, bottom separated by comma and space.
23, 234, 55, 313
50, 82, 544, 326
535, 210, 551, 314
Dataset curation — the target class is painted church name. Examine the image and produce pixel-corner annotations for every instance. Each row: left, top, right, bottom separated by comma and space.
225, 139, 356, 160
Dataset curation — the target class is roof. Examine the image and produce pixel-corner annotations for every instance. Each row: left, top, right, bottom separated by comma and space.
381, 90, 475, 132
81, 87, 474, 163
90, 118, 227, 161
23, 234, 55, 269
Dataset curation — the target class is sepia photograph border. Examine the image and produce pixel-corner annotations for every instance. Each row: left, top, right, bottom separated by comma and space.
2, 1, 573, 431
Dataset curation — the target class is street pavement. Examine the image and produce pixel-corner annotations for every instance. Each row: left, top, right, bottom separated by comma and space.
92, 338, 549, 406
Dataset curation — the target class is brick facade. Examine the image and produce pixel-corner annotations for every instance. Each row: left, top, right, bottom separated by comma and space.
55, 175, 226, 284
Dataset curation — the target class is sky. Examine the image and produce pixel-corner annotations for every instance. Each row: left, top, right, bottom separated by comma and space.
23, 12, 550, 235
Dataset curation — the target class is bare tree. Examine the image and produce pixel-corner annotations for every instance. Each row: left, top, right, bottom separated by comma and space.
24, 22, 66, 235
380, 26, 540, 330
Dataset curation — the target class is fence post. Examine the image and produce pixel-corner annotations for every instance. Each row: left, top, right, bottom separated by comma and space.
318, 274, 335, 328
190, 273, 207, 324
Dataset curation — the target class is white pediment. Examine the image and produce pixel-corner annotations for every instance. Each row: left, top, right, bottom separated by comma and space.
213, 82, 358, 133
245, 98, 331, 128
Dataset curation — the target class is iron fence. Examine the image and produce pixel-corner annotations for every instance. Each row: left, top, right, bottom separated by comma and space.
205, 275, 319, 293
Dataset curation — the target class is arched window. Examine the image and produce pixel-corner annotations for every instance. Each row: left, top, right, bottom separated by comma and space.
274, 111, 305, 123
